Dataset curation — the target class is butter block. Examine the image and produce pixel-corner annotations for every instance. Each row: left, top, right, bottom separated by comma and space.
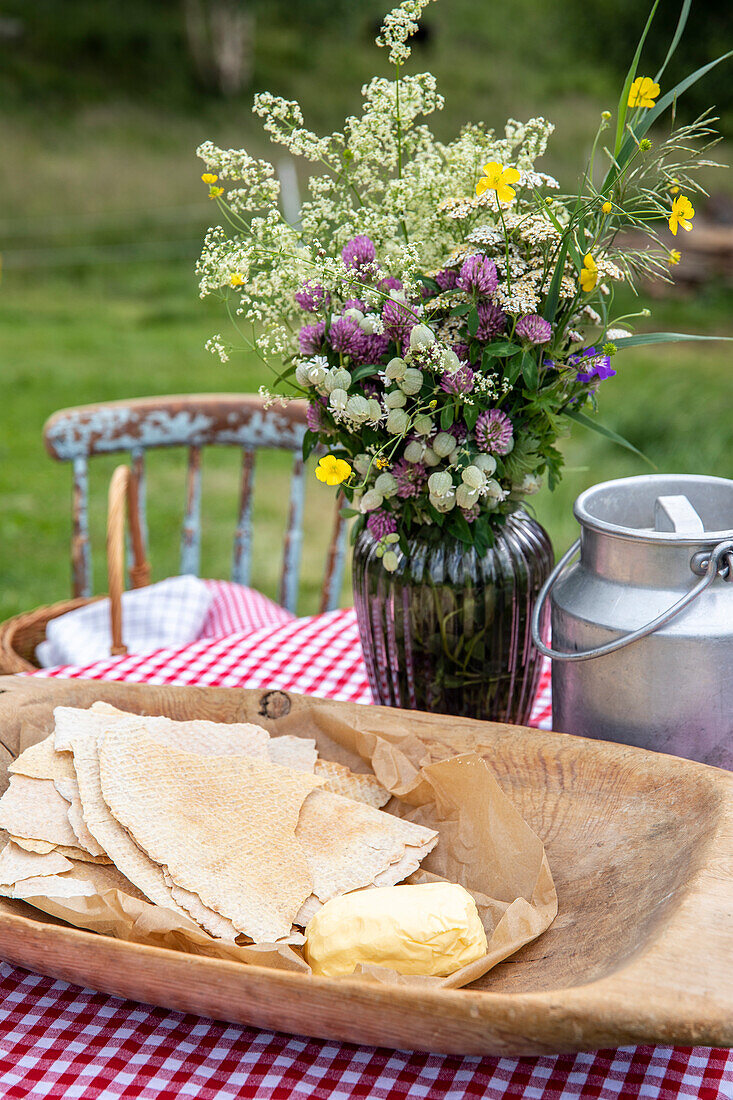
304, 882, 488, 978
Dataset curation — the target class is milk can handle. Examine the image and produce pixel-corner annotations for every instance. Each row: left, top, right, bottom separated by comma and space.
531, 538, 733, 662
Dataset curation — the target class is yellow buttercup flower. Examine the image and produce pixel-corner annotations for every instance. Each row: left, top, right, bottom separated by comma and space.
628, 76, 660, 109
668, 195, 695, 236
201, 173, 218, 184
375, 456, 390, 470
208, 186, 224, 200
579, 253, 598, 293
476, 161, 521, 204
315, 455, 352, 486
602, 201, 613, 214
230, 273, 245, 287
668, 250, 681, 266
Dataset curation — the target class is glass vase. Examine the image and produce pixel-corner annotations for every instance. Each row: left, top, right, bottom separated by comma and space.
352, 511, 553, 724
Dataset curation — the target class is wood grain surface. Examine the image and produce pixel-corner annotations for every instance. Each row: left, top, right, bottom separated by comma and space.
0, 674, 730, 1056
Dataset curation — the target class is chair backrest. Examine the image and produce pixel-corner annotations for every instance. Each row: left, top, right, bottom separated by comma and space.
43, 393, 348, 615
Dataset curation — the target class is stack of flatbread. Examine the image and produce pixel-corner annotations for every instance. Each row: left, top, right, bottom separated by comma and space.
0, 703, 438, 945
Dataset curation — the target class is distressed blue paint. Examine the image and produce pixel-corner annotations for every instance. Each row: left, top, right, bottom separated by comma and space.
46, 404, 307, 461
324, 517, 349, 612
72, 456, 92, 597
180, 447, 203, 576
130, 447, 148, 563
280, 455, 306, 614
232, 448, 256, 586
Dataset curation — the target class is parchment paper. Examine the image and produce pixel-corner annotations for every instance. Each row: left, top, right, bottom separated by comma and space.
7, 704, 557, 989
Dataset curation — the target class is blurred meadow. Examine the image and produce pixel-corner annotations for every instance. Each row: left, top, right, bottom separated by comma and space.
1, 0, 731, 619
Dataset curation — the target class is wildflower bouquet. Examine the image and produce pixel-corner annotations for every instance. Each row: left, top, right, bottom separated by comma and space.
197, 0, 728, 573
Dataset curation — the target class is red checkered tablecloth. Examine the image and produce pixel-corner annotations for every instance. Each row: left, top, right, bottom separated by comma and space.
3, 580, 727, 1099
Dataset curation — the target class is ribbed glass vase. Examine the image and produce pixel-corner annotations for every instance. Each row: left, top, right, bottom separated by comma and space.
352, 512, 553, 723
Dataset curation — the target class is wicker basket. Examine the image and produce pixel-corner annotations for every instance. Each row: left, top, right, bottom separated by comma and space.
0, 465, 150, 674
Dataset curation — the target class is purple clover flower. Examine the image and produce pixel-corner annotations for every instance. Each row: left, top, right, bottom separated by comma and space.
298, 321, 326, 354
342, 235, 376, 273
305, 404, 323, 432
382, 296, 415, 343
356, 332, 390, 364
516, 314, 552, 345
343, 298, 366, 312
475, 409, 514, 455
295, 280, 329, 312
367, 509, 398, 539
570, 346, 617, 382
392, 458, 428, 499
477, 301, 507, 341
328, 315, 364, 357
440, 365, 475, 395
458, 254, 498, 297
377, 275, 403, 293
435, 268, 459, 291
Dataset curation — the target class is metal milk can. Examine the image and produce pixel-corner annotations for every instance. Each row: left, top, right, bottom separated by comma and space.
531, 474, 733, 768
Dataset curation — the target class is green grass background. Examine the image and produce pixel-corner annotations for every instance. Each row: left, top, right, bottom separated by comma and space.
1, 0, 731, 621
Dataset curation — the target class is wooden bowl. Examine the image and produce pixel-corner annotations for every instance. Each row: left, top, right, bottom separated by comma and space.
0, 674, 730, 1056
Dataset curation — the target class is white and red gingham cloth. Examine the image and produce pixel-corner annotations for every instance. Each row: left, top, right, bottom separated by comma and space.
1, 580, 725, 1099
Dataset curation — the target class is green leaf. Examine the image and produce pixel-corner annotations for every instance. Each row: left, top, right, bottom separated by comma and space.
542, 239, 568, 322
339, 507, 360, 518
655, 0, 691, 83
481, 340, 522, 358
467, 307, 480, 337
350, 363, 381, 383
522, 352, 538, 391
448, 510, 474, 545
302, 429, 319, 460
440, 403, 455, 430
450, 303, 471, 317
566, 408, 656, 467
614, 0, 660, 157
464, 403, 480, 431
504, 353, 524, 385
614, 331, 733, 349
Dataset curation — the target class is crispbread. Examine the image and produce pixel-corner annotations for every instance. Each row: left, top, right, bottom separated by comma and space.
0, 842, 73, 884
9, 736, 76, 784
0, 775, 80, 848
268, 736, 318, 772
98, 726, 324, 943
314, 759, 391, 808
9, 837, 112, 863
87, 702, 271, 757
293, 788, 438, 925
0, 854, 146, 902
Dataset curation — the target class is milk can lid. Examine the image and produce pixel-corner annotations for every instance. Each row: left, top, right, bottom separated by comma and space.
574, 474, 733, 544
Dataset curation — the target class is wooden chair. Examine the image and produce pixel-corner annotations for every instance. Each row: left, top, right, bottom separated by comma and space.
42, 393, 349, 615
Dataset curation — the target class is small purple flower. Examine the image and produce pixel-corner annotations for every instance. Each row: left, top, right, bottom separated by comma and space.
515, 314, 552, 345
458, 254, 498, 297
295, 280, 328, 312
367, 509, 398, 539
570, 346, 617, 383
355, 332, 390, 364
377, 275, 403, 293
440, 365, 475, 395
362, 379, 381, 399
463, 503, 481, 524
305, 403, 323, 432
328, 315, 364, 357
343, 298, 366, 312
435, 267, 459, 292
382, 296, 415, 342
392, 458, 428, 500
342, 235, 376, 273
476, 301, 507, 341
298, 321, 326, 354
475, 409, 514, 455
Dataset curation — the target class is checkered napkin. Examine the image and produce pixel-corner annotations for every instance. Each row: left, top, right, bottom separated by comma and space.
36, 575, 214, 668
